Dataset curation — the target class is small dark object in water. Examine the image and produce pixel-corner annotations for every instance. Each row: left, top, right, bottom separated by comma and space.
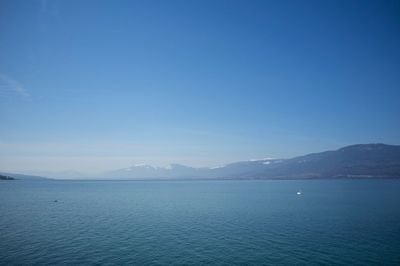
54, 200, 58, 202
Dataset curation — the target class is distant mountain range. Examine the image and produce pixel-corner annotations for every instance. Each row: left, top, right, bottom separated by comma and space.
102, 144, 400, 180
2, 144, 400, 180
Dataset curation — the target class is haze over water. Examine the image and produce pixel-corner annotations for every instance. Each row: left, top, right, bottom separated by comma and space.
1, 180, 399, 265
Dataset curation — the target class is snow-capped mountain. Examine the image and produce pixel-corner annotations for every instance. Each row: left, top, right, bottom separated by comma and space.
13, 144, 399, 180
102, 163, 209, 179
102, 158, 286, 179
102, 144, 400, 180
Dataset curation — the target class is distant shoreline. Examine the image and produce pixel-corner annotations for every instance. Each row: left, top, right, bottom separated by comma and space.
14, 176, 400, 182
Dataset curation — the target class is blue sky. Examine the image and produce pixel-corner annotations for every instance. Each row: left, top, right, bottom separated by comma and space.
1, 0, 399, 173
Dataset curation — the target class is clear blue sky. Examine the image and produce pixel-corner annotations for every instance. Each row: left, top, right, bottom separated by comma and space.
1, 0, 399, 173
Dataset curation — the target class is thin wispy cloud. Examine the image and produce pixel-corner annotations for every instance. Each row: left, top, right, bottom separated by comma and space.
40, 0, 48, 13
38, 0, 59, 16
0, 74, 30, 100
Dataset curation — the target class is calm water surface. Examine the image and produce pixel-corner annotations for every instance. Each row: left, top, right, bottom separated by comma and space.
1, 180, 400, 265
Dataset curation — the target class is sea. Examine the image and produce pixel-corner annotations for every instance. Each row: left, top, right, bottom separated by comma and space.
1, 179, 399, 265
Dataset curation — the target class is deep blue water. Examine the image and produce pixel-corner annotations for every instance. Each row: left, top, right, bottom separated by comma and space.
1, 180, 400, 265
